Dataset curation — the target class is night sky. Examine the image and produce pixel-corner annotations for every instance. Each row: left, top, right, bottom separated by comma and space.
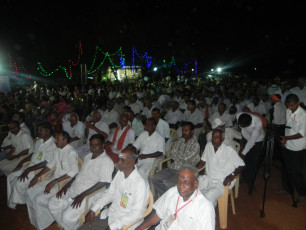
1, 0, 306, 79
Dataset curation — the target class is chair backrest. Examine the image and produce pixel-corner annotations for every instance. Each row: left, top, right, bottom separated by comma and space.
121, 190, 154, 230
164, 129, 178, 159
143, 190, 154, 217
77, 157, 83, 170
170, 128, 178, 141
233, 141, 240, 152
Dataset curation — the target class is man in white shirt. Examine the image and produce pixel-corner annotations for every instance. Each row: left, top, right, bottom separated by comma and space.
279, 94, 306, 202
101, 100, 119, 130
197, 98, 210, 120
267, 83, 280, 97
48, 134, 114, 230
229, 97, 242, 114
80, 147, 150, 230
135, 165, 215, 230
208, 102, 233, 128
271, 94, 286, 126
261, 94, 273, 115
141, 97, 155, 119
157, 90, 171, 110
132, 118, 165, 178
0, 112, 31, 161
77, 110, 110, 160
129, 94, 142, 115
152, 108, 170, 151
0, 120, 34, 176
289, 77, 306, 108
179, 94, 190, 112
7, 122, 57, 209
209, 96, 219, 115
151, 122, 200, 198
198, 129, 245, 206
239, 93, 251, 109
180, 100, 204, 140
275, 82, 290, 104
114, 97, 125, 114
62, 113, 85, 150
12, 111, 31, 134
206, 118, 242, 149
136, 97, 144, 112
127, 109, 144, 138
26, 130, 79, 230
61, 104, 76, 124
108, 86, 117, 100
237, 112, 265, 192
164, 101, 183, 130
247, 96, 267, 116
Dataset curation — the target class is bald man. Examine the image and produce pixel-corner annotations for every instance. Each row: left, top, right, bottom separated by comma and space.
136, 165, 215, 230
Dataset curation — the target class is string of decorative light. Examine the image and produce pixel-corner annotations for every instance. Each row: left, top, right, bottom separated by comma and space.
9, 43, 197, 80
68, 41, 83, 77
36, 41, 83, 79
87, 46, 125, 74
132, 46, 152, 72
37, 62, 70, 79
8, 54, 31, 80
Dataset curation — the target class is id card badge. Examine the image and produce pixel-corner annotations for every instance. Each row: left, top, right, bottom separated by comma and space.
163, 214, 175, 229
72, 129, 76, 136
37, 152, 43, 160
120, 194, 129, 208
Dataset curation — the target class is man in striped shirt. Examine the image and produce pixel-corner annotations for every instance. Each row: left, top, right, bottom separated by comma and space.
150, 122, 200, 199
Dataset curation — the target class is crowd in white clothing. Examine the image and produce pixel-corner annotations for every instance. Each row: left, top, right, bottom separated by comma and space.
0, 74, 306, 229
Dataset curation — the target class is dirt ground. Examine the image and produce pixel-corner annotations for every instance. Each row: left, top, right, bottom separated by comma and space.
0, 158, 305, 230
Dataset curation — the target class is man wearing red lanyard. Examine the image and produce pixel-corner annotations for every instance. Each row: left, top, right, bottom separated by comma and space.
135, 165, 215, 230
278, 94, 306, 202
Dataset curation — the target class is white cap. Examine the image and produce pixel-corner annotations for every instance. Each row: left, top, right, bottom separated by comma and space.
212, 118, 225, 129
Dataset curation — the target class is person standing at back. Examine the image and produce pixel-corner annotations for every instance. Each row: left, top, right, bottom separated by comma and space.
278, 93, 306, 202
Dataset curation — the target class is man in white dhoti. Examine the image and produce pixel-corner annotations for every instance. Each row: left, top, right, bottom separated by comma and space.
26, 130, 79, 230
197, 129, 245, 206
0, 120, 34, 176
48, 134, 114, 230
7, 122, 57, 209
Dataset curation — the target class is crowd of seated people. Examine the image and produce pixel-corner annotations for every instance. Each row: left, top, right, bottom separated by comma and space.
0, 74, 305, 229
